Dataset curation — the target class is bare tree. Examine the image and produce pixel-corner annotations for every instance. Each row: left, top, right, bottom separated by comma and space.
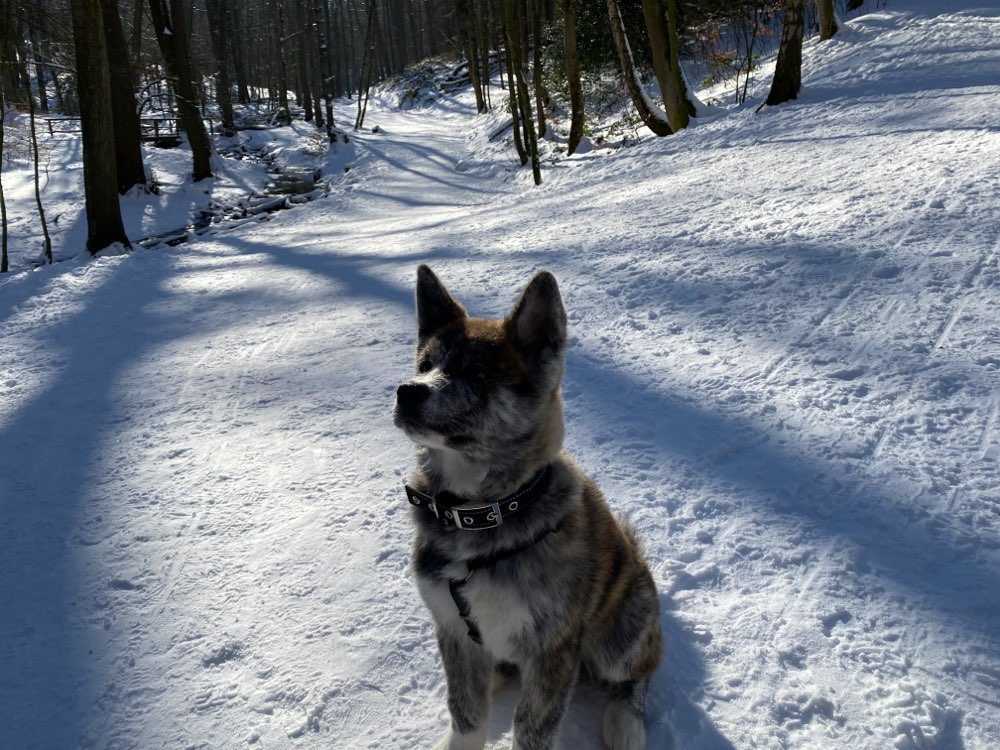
69, 0, 131, 253
1, 85, 7, 272
205, 0, 236, 134
817, 0, 838, 40
148, 0, 213, 180
100, 0, 148, 192
607, 0, 672, 136
561, 0, 584, 154
503, 0, 540, 184
642, 0, 695, 131
764, 0, 805, 107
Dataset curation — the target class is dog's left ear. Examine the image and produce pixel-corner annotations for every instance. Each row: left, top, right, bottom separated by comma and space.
507, 271, 567, 362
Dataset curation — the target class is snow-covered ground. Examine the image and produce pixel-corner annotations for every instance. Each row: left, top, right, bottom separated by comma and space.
2, 3, 999, 749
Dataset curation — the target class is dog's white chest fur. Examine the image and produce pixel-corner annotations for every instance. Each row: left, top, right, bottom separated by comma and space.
418, 572, 533, 662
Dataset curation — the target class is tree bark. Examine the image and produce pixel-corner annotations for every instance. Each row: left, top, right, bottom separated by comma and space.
817, 0, 838, 41
1, 83, 8, 272
765, 0, 805, 107
205, 0, 235, 134
606, 0, 672, 136
562, 0, 584, 154
148, 0, 213, 180
504, 0, 541, 184
100, 0, 148, 192
69, 0, 131, 253
530, 0, 546, 137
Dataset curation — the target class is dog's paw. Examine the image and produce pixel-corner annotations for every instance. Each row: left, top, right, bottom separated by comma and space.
603, 704, 646, 750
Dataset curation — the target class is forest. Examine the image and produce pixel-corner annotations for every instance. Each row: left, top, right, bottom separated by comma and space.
1, 0, 855, 269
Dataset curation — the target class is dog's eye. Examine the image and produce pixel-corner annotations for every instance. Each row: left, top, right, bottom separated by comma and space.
418, 359, 433, 373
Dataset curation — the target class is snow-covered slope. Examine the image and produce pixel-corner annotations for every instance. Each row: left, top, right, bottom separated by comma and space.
2, 4, 998, 749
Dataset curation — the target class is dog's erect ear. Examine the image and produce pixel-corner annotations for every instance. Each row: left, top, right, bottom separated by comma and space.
507, 271, 567, 361
416, 265, 466, 341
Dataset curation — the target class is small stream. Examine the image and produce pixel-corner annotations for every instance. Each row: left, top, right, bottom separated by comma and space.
138, 142, 326, 249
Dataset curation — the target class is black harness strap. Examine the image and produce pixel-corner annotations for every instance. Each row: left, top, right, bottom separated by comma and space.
446, 517, 566, 646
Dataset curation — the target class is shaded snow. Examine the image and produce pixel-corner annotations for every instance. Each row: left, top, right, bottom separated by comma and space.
2, 4, 999, 750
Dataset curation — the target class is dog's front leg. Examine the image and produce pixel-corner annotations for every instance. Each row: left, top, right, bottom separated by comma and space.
512, 643, 579, 750
434, 628, 493, 750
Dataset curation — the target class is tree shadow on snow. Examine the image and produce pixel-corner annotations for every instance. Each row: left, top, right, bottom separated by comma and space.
0, 250, 286, 748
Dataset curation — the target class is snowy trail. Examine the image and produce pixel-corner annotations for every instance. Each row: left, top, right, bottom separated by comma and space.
3, 5, 1000, 750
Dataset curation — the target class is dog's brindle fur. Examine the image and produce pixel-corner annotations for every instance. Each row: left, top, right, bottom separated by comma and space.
394, 266, 662, 750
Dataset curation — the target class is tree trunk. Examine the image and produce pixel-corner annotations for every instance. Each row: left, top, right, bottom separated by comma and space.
205, 0, 235, 134
606, 0, 672, 136
319, 0, 335, 129
230, 0, 250, 104
0, 0, 26, 107
274, 0, 292, 121
148, 0, 213, 180
27, 81, 52, 263
100, 0, 148, 192
765, 0, 805, 107
642, 0, 694, 132
29, 31, 48, 113
530, 0, 546, 137
130, 0, 144, 64
1, 84, 8, 272
504, 0, 541, 184
355, 0, 379, 129
817, 0, 838, 41
501, 9, 526, 165
69, 0, 131, 253
457, 0, 485, 113
562, 0, 584, 154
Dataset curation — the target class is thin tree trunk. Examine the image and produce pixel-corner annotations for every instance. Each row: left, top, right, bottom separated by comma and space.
504, 0, 541, 184
274, 0, 292, 121
355, 0, 378, 129
318, 0, 335, 129
501, 8, 526, 165
765, 0, 805, 107
530, 0, 546, 137
69, 0, 131, 253
642, 0, 693, 132
130, 0, 144, 64
230, 0, 250, 104
148, 0, 213, 179
100, 0, 148, 192
562, 0, 584, 154
27, 84, 52, 263
458, 0, 485, 112
606, 0, 672, 136
205, 0, 235, 134
817, 0, 838, 41
29, 32, 48, 113
479, 0, 492, 109
1, 85, 8, 272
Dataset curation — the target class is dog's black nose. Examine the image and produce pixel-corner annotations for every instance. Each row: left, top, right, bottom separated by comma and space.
397, 382, 430, 409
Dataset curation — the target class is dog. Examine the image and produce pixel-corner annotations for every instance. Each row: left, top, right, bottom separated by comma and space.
394, 266, 662, 750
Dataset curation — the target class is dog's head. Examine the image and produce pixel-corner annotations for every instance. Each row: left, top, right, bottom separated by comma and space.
393, 265, 567, 464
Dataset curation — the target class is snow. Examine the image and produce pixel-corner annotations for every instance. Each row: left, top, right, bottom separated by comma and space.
2, 3, 999, 749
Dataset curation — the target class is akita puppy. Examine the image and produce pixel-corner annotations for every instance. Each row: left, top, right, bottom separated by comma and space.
394, 266, 662, 750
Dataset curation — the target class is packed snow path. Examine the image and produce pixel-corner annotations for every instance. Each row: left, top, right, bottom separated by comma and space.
2, 5, 999, 749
